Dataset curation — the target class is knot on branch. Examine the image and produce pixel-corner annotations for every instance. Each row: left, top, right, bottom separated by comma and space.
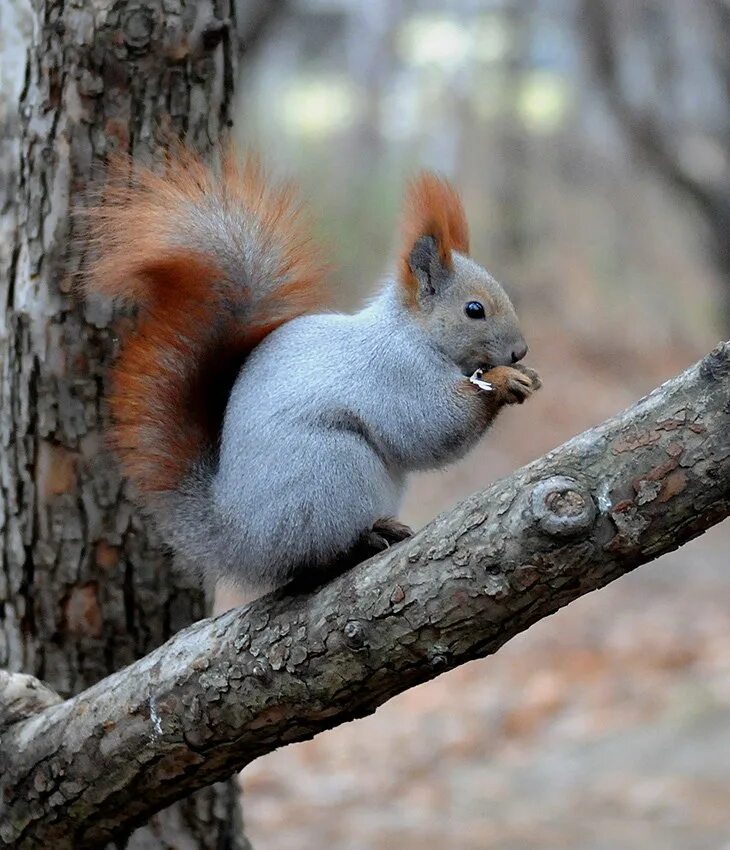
531, 476, 596, 537
428, 645, 450, 671
0, 671, 63, 730
122, 6, 154, 52
700, 341, 730, 382
343, 620, 367, 649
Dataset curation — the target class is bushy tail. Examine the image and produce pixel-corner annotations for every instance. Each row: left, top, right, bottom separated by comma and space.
84, 146, 329, 498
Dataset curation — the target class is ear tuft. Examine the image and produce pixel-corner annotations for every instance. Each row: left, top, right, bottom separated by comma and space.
399, 172, 470, 304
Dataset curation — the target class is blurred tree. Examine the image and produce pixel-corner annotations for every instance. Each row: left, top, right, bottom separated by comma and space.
0, 0, 282, 846
494, 0, 532, 271
579, 0, 730, 328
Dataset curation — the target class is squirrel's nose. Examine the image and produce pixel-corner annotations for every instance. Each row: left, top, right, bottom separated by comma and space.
511, 343, 528, 363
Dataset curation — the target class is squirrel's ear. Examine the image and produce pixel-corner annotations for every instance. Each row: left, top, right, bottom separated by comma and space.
399, 172, 469, 306
406, 234, 451, 301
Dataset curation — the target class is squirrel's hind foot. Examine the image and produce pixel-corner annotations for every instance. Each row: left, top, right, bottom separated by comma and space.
279, 518, 413, 597
340, 516, 413, 569
368, 517, 413, 549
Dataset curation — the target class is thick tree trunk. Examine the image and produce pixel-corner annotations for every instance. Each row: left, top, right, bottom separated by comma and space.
0, 1, 248, 847
1, 342, 728, 849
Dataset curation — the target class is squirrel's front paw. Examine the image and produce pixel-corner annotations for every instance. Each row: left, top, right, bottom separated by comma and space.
482, 364, 541, 404
510, 363, 542, 392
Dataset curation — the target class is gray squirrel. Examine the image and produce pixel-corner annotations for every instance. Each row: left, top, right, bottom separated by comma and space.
86, 148, 541, 596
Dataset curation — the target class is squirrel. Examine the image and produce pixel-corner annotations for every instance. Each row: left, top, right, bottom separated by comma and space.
85, 147, 541, 597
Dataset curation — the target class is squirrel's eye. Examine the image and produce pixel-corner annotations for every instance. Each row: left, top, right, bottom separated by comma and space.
465, 301, 486, 319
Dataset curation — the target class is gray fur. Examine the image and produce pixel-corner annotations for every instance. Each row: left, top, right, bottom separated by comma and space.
158, 252, 526, 594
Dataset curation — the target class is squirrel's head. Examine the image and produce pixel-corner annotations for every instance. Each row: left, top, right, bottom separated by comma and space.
399, 173, 527, 376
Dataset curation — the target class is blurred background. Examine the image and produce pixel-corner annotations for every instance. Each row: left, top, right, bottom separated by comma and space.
233, 1, 730, 849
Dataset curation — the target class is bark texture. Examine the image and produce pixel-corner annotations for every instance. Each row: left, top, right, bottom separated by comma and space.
2, 343, 728, 849
0, 1, 247, 847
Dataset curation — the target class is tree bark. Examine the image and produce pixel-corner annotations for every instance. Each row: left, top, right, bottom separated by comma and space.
0, 1, 248, 847
2, 342, 728, 849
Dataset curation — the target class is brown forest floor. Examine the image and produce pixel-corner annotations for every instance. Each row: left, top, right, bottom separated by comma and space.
242, 330, 730, 850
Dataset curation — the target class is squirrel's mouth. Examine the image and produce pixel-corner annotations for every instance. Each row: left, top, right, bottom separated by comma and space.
463, 358, 495, 377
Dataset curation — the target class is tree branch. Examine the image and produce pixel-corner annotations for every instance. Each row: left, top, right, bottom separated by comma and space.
2, 344, 729, 849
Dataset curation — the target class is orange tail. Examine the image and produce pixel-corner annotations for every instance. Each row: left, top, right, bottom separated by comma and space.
84, 147, 329, 495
